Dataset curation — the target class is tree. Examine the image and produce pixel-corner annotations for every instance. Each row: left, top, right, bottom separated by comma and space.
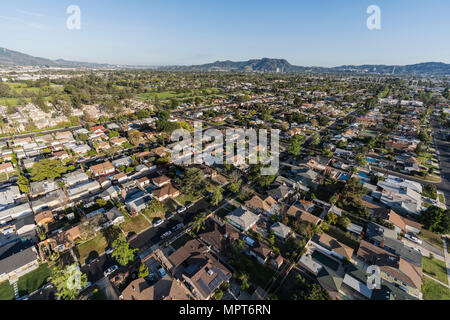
138, 263, 149, 278
30, 159, 69, 181
288, 135, 303, 156
111, 234, 138, 266
422, 184, 437, 200
419, 206, 450, 234
210, 186, 223, 206
326, 212, 338, 225
228, 179, 242, 194
310, 133, 320, 146
17, 174, 30, 193
96, 199, 107, 207
192, 212, 207, 233
109, 130, 120, 138
178, 168, 206, 197
50, 264, 88, 300
338, 215, 351, 229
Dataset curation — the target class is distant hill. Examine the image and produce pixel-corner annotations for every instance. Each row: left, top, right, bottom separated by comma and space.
163, 58, 450, 76
1, 47, 449, 75
0, 47, 112, 68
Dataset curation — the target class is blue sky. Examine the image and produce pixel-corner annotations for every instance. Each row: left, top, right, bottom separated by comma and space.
0, 0, 449, 66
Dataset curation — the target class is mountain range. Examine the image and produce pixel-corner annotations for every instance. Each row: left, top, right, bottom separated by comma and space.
1, 47, 450, 76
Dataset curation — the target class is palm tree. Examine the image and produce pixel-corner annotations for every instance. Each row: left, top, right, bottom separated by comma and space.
191, 212, 207, 233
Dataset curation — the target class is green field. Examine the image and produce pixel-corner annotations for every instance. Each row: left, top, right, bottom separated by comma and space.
17, 263, 51, 297
422, 277, 450, 300
420, 229, 444, 251
77, 234, 109, 265
0, 281, 14, 300
120, 214, 151, 235
422, 256, 449, 285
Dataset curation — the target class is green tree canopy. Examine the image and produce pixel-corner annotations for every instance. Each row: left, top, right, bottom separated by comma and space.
111, 234, 138, 266
30, 159, 69, 181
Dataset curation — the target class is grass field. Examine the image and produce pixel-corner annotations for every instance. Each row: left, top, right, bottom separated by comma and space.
77, 234, 109, 265
176, 193, 201, 206
420, 229, 444, 251
120, 214, 151, 235
0, 281, 14, 300
422, 256, 449, 285
17, 263, 51, 297
422, 277, 450, 300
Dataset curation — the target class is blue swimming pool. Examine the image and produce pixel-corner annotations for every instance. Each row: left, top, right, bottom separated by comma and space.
366, 157, 376, 163
340, 173, 349, 181
358, 172, 369, 179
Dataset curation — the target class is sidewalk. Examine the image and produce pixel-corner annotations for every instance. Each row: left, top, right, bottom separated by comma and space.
442, 236, 450, 287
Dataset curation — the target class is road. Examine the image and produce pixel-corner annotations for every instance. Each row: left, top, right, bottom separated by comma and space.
430, 119, 450, 205
129, 197, 210, 252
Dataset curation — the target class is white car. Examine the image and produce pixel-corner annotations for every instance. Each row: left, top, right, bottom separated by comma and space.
106, 247, 115, 255
405, 233, 423, 245
177, 207, 186, 214
153, 219, 164, 228
104, 265, 119, 277
161, 231, 172, 239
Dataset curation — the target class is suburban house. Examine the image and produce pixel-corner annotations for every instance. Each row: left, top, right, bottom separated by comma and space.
356, 240, 422, 299
245, 195, 279, 217
167, 239, 232, 300
267, 184, 292, 201
248, 240, 273, 265
120, 275, 194, 300
0, 240, 39, 283
30, 180, 59, 198
90, 161, 115, 177
225, 206, 259, 231
45, 226, 81, 253
0, 162, 14, 174
287, 204, 322, 225
311, 233, 354, 261
152, 184, 180, 202
270, 222, 292, 240
152, 175, 171, 188
198, 219, 239, 257
34, 211, 54, 227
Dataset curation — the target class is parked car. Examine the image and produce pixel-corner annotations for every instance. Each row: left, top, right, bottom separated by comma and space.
158, 268, 167, 278
106, 247, 115, 255
161, 231, 172, 239
177, 206, 186, 214
166, 213, 175, 219
405, 233, 423, 245
153, 219, 164, 227
104, 265, 119, 277
172, 223, 184, 232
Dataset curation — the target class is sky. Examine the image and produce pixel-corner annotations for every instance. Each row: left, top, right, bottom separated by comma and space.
0, 0, 449, 67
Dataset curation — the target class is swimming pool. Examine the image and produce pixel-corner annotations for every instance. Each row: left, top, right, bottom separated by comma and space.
340, 173, 349, 181
358, 172, 369, 179
366, 157, 376, 163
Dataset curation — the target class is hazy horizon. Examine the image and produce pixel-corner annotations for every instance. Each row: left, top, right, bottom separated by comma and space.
1, 0, 449, 66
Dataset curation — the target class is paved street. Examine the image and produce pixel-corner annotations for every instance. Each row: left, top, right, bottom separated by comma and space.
430, 119, 450, 205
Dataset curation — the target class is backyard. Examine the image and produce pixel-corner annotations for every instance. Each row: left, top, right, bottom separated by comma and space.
76, 234, 108, 265
17, 263, 51, 297
422, 277, 450, 300
0, 281, 14, 300
120, 214, 151, 236
420, 229, 444, 251
422, 256, 449, 285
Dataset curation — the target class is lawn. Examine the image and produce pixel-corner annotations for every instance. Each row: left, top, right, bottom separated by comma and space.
176, 193, 201, 206
229, 252, 276, 289
77, 234, 109, 265
420, 229, 444, 251
17, 263, 51, 297
0, 281, 14, 300
423, 256, 449, 285
164, 198, 178, 214
422, 277, 450, 300
170, 233, 194, 250
120, 214, 151, 236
